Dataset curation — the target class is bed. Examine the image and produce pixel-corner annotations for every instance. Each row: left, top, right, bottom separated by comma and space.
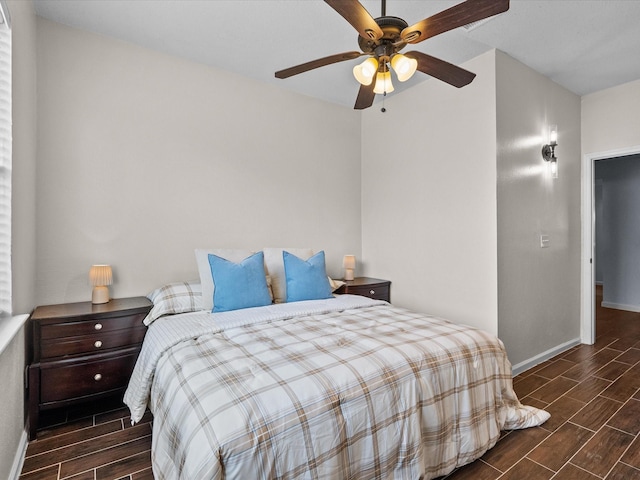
124, 249, 548, 479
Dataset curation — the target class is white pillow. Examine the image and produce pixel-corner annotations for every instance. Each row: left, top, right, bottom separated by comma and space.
263, 247, 313, 303
195, 248, 254, 311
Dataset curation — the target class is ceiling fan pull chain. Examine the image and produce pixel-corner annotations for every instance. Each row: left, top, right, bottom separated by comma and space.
381, 60, 388, 112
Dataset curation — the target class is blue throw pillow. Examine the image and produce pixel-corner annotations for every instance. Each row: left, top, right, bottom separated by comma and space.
283, 250, 333, 302
208, 251, 272, 313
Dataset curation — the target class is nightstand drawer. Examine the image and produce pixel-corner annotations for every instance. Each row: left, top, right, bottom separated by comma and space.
348, 284, 390, 301
40, 313, 147, 340
336, 277, 391, 302
40, 349, 139, 404
41, 326, 147, 359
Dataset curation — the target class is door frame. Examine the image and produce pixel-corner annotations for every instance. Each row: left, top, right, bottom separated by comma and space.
581, 144, 640, 344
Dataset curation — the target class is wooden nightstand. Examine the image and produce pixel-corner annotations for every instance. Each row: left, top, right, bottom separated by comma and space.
27, 297, 152, 440
335, 277, 391, 302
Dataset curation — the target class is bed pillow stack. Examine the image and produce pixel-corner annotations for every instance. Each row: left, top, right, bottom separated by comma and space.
145, 247, 341, 322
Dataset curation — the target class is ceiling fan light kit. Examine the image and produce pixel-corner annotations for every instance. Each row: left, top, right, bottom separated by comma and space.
275, 0, 510, 110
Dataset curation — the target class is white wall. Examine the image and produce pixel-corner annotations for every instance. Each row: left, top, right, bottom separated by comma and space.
361, 51, 498, 334
36, 19, 362, 305
582, 78, 640, 155
495, 51, 582, 366
0, 326, 26, 479
10, 0, 37, 316
3, 1, 37, 478
581, 78, 640, 340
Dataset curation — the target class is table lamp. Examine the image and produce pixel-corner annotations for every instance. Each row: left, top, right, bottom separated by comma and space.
89, 264, 112, 304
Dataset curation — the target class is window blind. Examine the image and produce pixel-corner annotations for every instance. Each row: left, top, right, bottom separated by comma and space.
0, 6, 11, 316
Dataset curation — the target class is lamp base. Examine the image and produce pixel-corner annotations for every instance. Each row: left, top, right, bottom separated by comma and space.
92, 286, 110, 304
344, 269, 354, 281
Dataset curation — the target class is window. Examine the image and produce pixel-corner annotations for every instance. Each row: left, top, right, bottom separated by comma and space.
0, 0, 11, 316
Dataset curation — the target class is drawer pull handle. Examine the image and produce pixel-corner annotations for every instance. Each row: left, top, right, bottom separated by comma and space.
94, 340, 103, 348
370, 289, 375, 295
94, 373, 102, 381
94, 323, 103, 331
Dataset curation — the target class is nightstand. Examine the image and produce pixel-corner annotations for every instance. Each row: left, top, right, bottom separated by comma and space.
27, 297, 152, 440
335, 277, 391, 302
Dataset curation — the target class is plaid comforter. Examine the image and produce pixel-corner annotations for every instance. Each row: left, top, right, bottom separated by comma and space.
124, 296, 548, 479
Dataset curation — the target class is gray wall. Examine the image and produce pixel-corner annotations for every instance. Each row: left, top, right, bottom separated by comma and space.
595, 154, 640, 310
496, 51, 582, 367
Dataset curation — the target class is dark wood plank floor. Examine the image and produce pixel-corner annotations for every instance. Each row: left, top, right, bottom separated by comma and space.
20, 286, 640, 479
19, 395, 153, 480
445, 286, 640, 480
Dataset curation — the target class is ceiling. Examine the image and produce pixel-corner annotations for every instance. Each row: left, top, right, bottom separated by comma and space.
32, 0, 640, 108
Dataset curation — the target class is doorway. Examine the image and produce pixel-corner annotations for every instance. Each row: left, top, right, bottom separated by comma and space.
582, 145, 640, 344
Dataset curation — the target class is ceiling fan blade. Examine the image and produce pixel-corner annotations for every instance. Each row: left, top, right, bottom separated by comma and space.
354, 81, 375, 110
405, 51, 476, 88
275, 51, 363, 79
324, 0, 384, 41
401, 0, 509, 44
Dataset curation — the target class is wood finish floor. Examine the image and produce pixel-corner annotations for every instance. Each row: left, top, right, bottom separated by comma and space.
20, 287, 640, 480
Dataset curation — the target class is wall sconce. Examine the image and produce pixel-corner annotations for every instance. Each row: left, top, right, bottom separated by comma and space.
541, 124, 558, 178
343, 255, 356, 281
89, 264, 113, 304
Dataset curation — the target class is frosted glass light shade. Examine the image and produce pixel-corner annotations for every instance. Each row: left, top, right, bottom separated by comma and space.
550, 157, 558, 179
89, 264, 112, 304
391, 54, 418, 82
549, 124, 558, 145
353, 57, 378, 86
373, 71, 394, 94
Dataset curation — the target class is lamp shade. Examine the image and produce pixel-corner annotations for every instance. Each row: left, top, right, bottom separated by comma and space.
353, 57, 378, 86
342, 255, 356, 270
89, 265, 112, 304
391, 54, 418, 82
89, 265, 112, 286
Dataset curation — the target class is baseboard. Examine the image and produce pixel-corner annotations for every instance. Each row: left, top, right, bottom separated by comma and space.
511, 337, 581, 376
601, 301, 640, 313
8, 428, 28, 480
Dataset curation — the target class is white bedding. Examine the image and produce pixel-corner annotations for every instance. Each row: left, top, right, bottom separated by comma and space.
124, 296, 548, 479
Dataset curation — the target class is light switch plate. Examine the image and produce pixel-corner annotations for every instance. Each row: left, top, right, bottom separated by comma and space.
540, 234, 550, 248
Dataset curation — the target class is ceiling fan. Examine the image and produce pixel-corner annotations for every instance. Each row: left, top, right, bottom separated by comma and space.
275, 0, 510, 110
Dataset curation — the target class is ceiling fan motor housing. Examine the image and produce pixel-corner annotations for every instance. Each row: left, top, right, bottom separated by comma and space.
358, 16, 409, 59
